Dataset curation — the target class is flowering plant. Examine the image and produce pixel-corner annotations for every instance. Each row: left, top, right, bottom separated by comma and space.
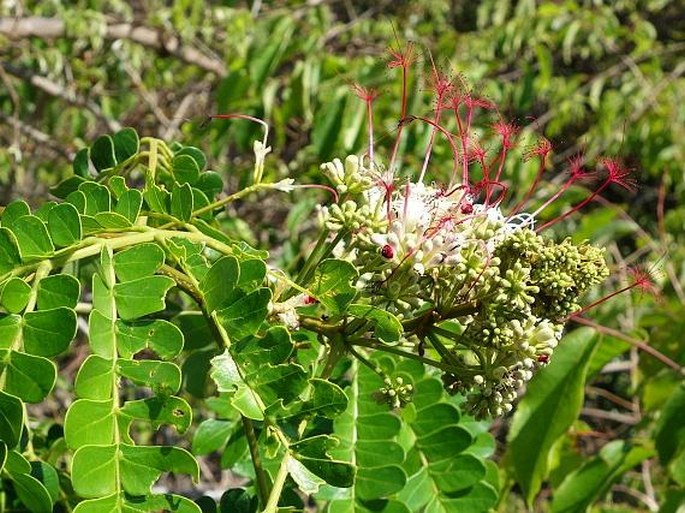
0, 41, 652, 512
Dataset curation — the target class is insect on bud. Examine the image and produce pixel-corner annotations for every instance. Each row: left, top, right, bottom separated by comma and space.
304, 295, 317, 305
537, 354, 549, 364
381, 244, 395, 259
461, 202, 474, 214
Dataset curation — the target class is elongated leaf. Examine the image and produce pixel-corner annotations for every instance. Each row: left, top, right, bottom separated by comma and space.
12, 215, 54, 259
0, 390, 24, 449
505, 328, 598, 504
348, 303, 402, 344
7, 471, 53, 513
94, 211, 132, 228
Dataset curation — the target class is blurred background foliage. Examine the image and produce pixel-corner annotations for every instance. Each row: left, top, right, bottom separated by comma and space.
1, 0, 684, 511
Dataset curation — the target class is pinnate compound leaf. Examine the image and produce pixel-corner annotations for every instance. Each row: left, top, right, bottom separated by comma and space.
72, 444, 199, 498
216, 288, 271, 341
11, 215, 54, 259
0, 390, 24, 449
550, 440, 654, 513
74, 355, 113, 400
0, 228, 21, 273
0, 350, 56, 403
37, 274, 80, 309
113, 243, 165, 282
64, 399, 115, 449
113, 275, 175, 320
348, 303, 402, 344
1, 277, 30, 313
116, 318, 184, 359
23, 307, 77, 357
171, 182, 194, 222
505, 327, 598, 505
310, 259, 358, 315
200, 256, 240, 313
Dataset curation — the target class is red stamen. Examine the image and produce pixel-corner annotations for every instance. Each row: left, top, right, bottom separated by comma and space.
350, 83, 380, 164
509, 138, 553, 216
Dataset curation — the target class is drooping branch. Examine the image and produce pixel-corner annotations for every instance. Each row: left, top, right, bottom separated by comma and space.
0, 16, 227, 77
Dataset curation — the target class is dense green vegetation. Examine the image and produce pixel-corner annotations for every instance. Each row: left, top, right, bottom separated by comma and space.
0, 1, 683, 512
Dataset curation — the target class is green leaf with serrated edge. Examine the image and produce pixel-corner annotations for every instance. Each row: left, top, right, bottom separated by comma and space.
113, 243, 165, 283
74, 493, 202, 513
108, 176, 128, 198
120, 395, 192, 433
73, 147, 90, 177
34, 201, 56, 222
1, 200, 30, 227
310, 259, 358, 315
210, 350, 264, 420
0, 314, 22, 349
88, 310, 116, 358
116, 319, 184, 360
115, 189, 143, 223
143, 183, 170, 213
66, 190, 87, 213
118, 359, 182, 393
192, 419, 233, 455
7, 471, 53, 513
171, 182, 194, 222
1, 277, 30, 313
0, 350, 56, 403
238, 259, 267, 289
505, 327, 598, 505
172, 154, 201, 184
216, 288, 271, 341
235, 325, 293, 366
64, 399, 115, 449
79, 182, 112, 215
72, 444, 199, 498
176, 146, 207, 171
348, 303, 402, 344
90, 134, 116, 171
292, 435, 355, 488
0, 390, 24, 449
47, 203, 82, 247
11, 215, 54, 259
37, 274, 80, 309
0, 228, 21, 273
551, 441, 653, 513
23, 307, 77, 357
113, 275, 175, 320
74, 355, 113, 400
287, 455, 326, 495
655, 382, 685, 464
200, 256, 239, 313
51, 175, 88, 199
112, 127, 139, 162
94, 211, 132, 228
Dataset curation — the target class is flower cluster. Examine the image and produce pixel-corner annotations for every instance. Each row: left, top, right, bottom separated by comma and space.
311, 46, 632, 418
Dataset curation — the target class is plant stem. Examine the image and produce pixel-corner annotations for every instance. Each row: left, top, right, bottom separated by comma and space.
262, 452, 291, 513
243, 416, 270, 508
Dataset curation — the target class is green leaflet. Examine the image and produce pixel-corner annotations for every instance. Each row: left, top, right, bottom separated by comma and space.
113, 275, 175, 320
113, 243, 165, 282
11, 215, 54, 259
71, 444, 199, 498
0, 277, 31, 313
310, 259, 358, 315
0, 390, 24, 449
23, 307, 78, 357
0, 228, 21, 274
73, 493, 201, 513
0, 350, 56, 403
348, 303, 402, 344
36, 274, 81, 309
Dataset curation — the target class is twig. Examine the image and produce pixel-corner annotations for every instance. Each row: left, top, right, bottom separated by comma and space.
0, 112, 73, 159
580, 407, 640, 425
0, 16, 227, 76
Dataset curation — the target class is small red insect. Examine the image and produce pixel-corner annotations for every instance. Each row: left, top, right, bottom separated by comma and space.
537, 354, 549, 364
304, 295, 318, 305
381, 244, 395, 259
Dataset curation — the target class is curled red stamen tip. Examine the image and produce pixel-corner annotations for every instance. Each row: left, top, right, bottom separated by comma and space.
523, 137, 553, 162
628, 266, 658, 296
599, 156, 638, 191
350, 83, 380, 103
